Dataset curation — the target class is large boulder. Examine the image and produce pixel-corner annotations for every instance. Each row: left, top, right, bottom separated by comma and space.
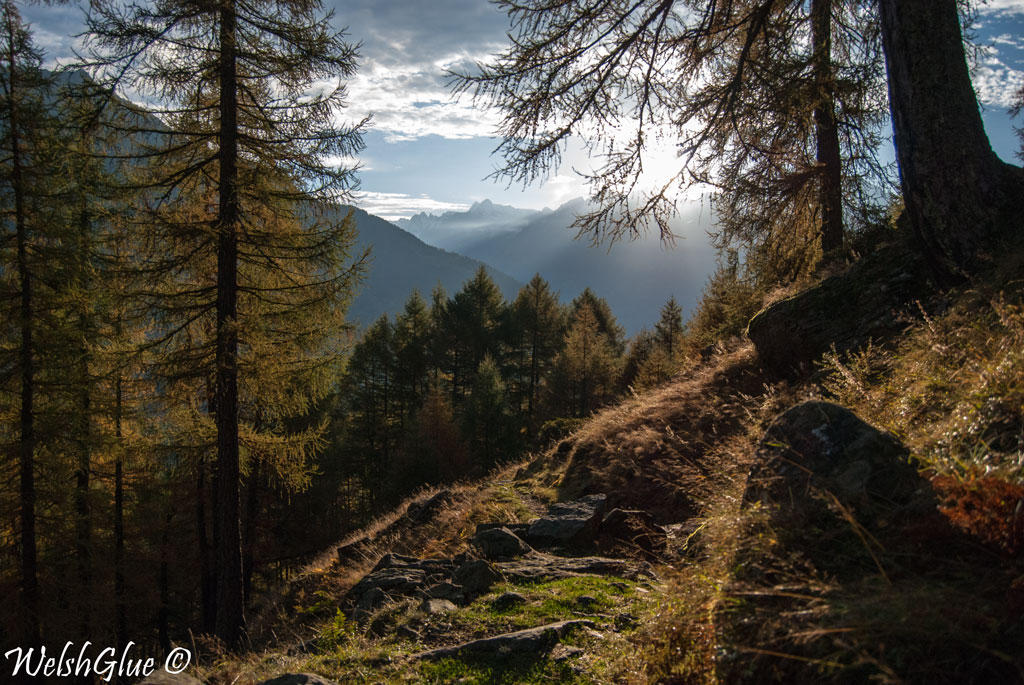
526, 494, 607, 548
747, 229, 931, 375
473, 526, 533, 560
453, 559, 504, 598
743, 401, 925, 545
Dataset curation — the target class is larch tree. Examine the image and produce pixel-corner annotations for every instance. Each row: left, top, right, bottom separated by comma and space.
0, 1, 48, 643
452, 0, 892, 274
507, 274, 565, 421
877, 0, 1023, 281
84, 0, 367, 645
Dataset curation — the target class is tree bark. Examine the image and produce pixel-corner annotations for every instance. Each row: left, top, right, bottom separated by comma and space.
811, 0, 844, 257
879, 0, 1023, 281
75, 203, 92, 647
5, 10, 40, 644
214, 0, 244, 648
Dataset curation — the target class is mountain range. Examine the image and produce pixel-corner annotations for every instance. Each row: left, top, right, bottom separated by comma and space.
396, 198, 718, 335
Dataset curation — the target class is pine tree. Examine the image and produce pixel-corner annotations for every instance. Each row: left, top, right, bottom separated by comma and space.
507, 275, 565, 422
0, 1, 47, 642
85, 0, 367, 644
549, 302, 622, 417
570, 288, 625, 356
654, 296, 684, 361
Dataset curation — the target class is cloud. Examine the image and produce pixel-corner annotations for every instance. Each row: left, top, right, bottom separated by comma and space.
979, 0, 1024, 15
354, 191, 470, 220
973, 54, 1024, 108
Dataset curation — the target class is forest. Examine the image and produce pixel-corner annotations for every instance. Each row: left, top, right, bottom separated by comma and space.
2, 0, 1024, 682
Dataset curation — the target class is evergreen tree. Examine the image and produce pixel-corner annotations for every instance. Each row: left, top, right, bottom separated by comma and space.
654, 296, 684, 360
462, 353, 514, 469
392, 290, 432, 429
438, 267, 507, 405
548, 302, 621, 417
85, 0, 366, 644
507, 274, 565, 422
570, 288, 626, 356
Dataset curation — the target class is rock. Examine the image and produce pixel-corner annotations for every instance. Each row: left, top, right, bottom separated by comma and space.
550, 644, 584, 661
747, 227, 930, 375
423, 581, 464, 603
419, 597, 457, 614
744, 401, 920, 517
526, 494, 607, 548
476, 521, 532, 537
497, 552, 653, 583
353, 586, 389, 619
415, 620, 595, 661
491, 592, 528, 611
258, 675, 336, 685
596, 508, 668, 560
453, 559, 504, 597
406, 489, 453, 523
351, 566, 426, 596
473, 526, 533, 560
742, 401, 928, 579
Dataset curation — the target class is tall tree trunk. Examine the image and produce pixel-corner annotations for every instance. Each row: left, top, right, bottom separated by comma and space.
879, 0, 1023, 281
75, 204, 92, 646
6, 15, 40, 644
810, 0, 844, 258
214, 0, 244, 648
114, 373, 126, 655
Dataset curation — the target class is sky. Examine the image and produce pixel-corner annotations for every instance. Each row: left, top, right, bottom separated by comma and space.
20, 0, 1024, 221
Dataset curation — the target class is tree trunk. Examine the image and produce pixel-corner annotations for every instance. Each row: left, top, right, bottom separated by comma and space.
114, 373, 126, 655
6, 14, 40, 643
810, 0, 844, 258
879, 0, 1023, 281
214, 0, 244, 648
75, 203, 92, 646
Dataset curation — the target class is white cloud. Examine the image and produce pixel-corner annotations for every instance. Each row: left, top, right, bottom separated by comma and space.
973, 55, 1024, 107
979, 0, 1024, 15
345, 55, 501, 142
354, 191, 469, 220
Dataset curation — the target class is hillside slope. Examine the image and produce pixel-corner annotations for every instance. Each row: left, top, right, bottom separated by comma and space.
192, 245, 1024, 684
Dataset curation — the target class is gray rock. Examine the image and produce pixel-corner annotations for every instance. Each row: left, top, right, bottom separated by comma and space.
746, 226, 930, 375
743, 401, 920, 516
453, 559, 504, 597
258, 675, 337, 685
497, 552, 653, 583
475, 521, 532, 538
473, 526, 533, 560
423, 581, 464, 603
550, 644, 585, 661
351, 566, 426, 596
491, 592, 528, 611
526, 494, 607, 548
419, 597, 458, 614
415, 620, 595, 660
